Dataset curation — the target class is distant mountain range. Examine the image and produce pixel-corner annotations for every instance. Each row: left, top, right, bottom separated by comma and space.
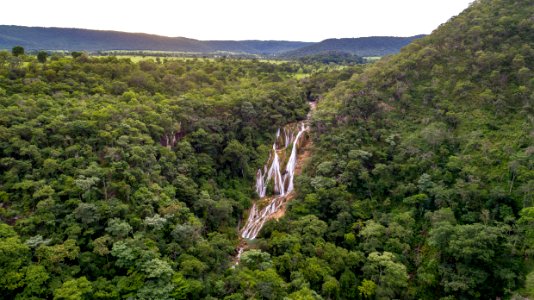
284, 35, 426, 57
0, 25, 425, 57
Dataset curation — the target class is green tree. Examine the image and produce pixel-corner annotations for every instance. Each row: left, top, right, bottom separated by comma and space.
71, 51, 83, 58
105, 218, 132, 238
362, 252, 408, 299
20, 265, 50, 298
223, 139, 250, 177
12, 46, 24, 56
53, 277, 93, 300
518, 207, 534, 256
322, 276, 340, 299
240, 249, 272, 271
236, 268, 287, 300
339, 269, 359, 299
37, 51, 48, 63
137, 258, 175, 300
287, 287, 323, 300
358, 279, 376, 299
0, 224, 30, 291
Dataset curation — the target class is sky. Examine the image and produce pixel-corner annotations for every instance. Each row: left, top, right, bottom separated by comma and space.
2, 0, 473, 42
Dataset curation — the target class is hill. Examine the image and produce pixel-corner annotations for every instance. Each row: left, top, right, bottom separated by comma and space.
205, 40, 315, 55
0, 25, 313, 55
288, 0, 533, 298
283, 35, 425, 57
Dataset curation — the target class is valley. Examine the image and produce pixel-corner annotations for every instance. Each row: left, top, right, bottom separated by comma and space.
0, 0, 533, 299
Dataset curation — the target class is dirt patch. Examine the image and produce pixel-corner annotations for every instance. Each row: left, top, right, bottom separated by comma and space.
309, 100, 317, 111
271, 206, 287, 220
270, 193, 293, 220
378, 101, 395, 112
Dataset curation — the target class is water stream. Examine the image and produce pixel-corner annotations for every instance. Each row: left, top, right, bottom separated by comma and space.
241, 122, 307, 240
239, 102, 314, 246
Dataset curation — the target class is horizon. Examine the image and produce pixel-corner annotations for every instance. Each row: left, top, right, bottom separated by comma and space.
2, 0, 473, 42
0, 24, 427, 42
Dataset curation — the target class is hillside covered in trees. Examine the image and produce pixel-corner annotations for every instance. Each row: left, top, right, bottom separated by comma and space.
0, 0, 533, 298
272, 0, 533, 298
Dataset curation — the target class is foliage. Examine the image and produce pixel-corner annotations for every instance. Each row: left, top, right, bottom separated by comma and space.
298, 51, 364, 65
250, 0, 533, 299
37, 51, 48, 63
0, 0, 532, 298
0, 53, 310, 298
11, 46, 24, 57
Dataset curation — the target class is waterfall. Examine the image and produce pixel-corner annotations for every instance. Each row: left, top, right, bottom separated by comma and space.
285, 123, 305, 194
255, 169, 266, 198
240, 121, 308, 240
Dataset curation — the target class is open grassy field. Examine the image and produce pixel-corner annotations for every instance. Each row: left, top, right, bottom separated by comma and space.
94, 55, 213, 63
363, 56, 382, 62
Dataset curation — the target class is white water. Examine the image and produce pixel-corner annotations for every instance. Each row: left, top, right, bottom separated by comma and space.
241, 122, 308, 240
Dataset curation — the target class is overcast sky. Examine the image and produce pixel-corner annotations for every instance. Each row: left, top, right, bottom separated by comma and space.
2, 0, 473, 41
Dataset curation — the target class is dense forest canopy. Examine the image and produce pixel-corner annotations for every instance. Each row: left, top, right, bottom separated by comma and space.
0, 0, 533, 299
297, 51, 365, 65
0, 52, 320, 298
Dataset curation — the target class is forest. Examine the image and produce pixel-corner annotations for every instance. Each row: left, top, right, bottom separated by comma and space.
0, 0, 533, 299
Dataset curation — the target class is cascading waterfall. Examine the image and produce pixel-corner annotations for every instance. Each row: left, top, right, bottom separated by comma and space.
240, 122, 308, 240
285, 124, 306, 194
